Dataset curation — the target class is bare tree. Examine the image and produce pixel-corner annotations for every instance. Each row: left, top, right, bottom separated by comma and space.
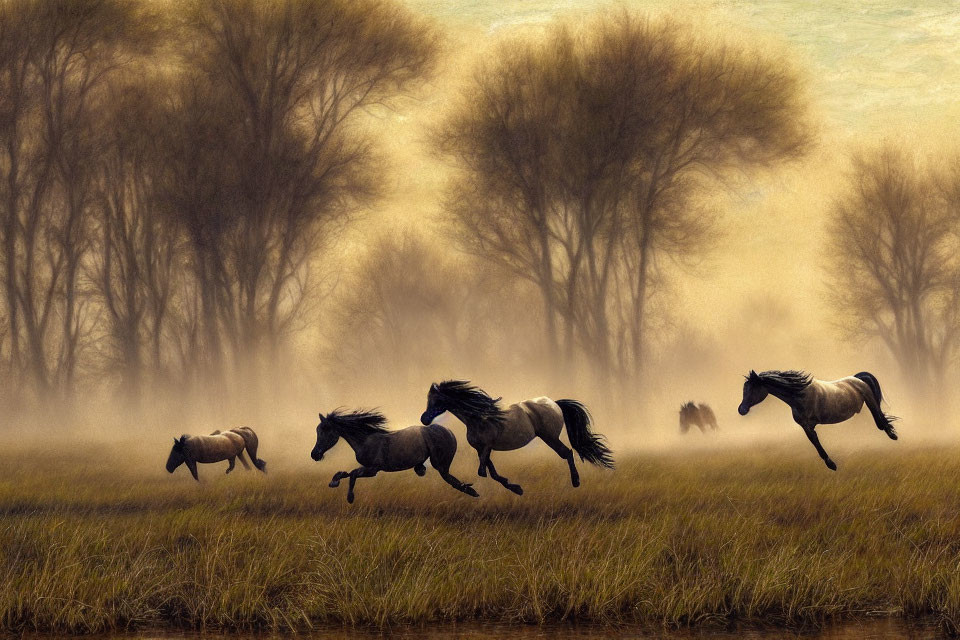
0, 0, 152, 399
174, 0, 438, 383
89, 76, 180, 401
151, 73, 240, 385
436, 13, 809, 387
0, 2, 36, 387
827, 144, 960, 390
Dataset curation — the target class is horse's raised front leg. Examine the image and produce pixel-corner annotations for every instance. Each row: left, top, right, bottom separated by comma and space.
329, 471, 350, 488
802, 426, 837, 471
186, 460, 200, 481
225, 457, 236, 474
346, 466, 379, 504
484, 456, 524, 496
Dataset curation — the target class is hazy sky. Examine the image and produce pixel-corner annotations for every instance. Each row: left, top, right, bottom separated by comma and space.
385, 1, 960, 381
406, 0, 960, 132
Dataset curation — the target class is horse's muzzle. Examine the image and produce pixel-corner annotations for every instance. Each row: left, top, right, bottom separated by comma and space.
738, 405, 749, 416
419, 412, 431, 425
310, 448, 322, 461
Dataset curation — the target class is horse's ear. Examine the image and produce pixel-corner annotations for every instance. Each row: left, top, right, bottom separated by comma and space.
173, 437, 178, 445
179, 435, 187, 444
430, 382, 439, 392
318, 412, 325, 421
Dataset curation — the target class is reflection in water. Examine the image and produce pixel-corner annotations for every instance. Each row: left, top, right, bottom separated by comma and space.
97, 620, 941, 640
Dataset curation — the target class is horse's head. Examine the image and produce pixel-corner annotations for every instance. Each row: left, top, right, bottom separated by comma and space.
420, 382, 448, 425
739, 370, 768, 415
311, 412, 340, 461
166, 435, 188, 472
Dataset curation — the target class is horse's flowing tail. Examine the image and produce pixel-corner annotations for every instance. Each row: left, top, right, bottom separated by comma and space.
557, 399, 614, 469
854, 371, 899, 437
232, 427, 267, 472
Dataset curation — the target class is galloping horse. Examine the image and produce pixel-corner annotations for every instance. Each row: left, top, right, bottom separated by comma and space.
679, 402, 719, 434
166, 426, 267, 481
420, 380, 614, 495
311, 409, 479, 503
738, 370, 898, 471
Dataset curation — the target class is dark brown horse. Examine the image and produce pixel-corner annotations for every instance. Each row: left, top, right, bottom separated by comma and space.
738, 370, 898, 471
420, 380, 614, 495
679, 402, 719, 433
166, 426, 266, 481
311, 409, 479, 504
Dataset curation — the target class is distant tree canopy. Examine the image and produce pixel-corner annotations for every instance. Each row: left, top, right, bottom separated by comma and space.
827, 145, 960, 390
0, 0, 438, 405
435, 13, 810, 386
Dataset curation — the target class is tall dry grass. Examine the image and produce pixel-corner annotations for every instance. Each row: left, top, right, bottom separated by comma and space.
1, 445, 959, 634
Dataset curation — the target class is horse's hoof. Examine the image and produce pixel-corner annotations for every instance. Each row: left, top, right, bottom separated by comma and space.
328, 481, 340, 488
464, 486, 479, 498
826, 459, 837, 471
507, 484, 524, 496
347, 494, 355, 504
571, 477, 580, 488
886, 428, 898, 440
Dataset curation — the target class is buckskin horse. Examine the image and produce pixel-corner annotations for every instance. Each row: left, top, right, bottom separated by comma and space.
166, 427, 266, 481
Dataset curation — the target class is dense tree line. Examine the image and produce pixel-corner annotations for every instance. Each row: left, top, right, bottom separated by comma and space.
7, 0, 944, 413
0, 0, 437, 406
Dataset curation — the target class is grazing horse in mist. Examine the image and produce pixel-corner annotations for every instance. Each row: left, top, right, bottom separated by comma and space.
420, 380, 614, 495
311, 409, 479, 504
738, 370, 898, 471
166, 426, 267, 481
679, 402, 719, 434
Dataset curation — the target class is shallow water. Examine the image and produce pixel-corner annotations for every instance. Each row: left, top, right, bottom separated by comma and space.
87, 620, 943, 639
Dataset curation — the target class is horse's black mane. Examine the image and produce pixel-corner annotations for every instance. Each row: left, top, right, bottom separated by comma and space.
322, 409, 390, 436
749, 369, 812, 402
433, 380, 506, 423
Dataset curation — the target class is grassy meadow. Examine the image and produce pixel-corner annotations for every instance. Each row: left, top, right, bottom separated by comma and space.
2, 443, 960, 635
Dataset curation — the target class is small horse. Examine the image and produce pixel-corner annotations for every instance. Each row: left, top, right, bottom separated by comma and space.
420, 380, 614, 495
679, 402, 719, 434
310, 409, 479, 504
165, 426, 267, 481
738, 370, 898, 471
